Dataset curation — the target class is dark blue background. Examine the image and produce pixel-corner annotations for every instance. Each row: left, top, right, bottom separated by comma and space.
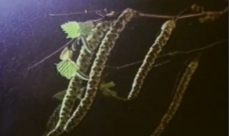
0, 0, 227, 136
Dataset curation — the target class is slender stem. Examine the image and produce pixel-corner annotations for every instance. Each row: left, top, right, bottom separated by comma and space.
49, 9, 105, 16
105, 39, 227, 70
158, 39, 228, 57
49, 7, 228, 20
136, 7, 228, 20
106, 59, 171, 70
27, 39, 75, 70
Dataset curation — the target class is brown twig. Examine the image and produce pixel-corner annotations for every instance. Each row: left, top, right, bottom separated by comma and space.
137, 7, 228, 20
105, 60, 171, 70
49, 9, 107, 16
49, 7, 228, 21
27, 38, 75, 70
158, 39, 228, 57
105, 39, 227, 70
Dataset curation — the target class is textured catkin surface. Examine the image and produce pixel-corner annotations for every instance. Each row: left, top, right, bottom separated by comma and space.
45, 21, 113, 136
64, 8, 136, 132
0, 0, 227, 136
127, 20, 176, 100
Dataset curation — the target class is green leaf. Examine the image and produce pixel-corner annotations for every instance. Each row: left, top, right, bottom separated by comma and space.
100, 81, 117, 97
59, 47, 73, 61
56, 60, 79, 79
100, 81, 115, 90
78, 21, 94, 36
61, 21, 81, 39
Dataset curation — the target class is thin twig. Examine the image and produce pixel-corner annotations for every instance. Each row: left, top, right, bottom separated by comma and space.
49, 7, 228, 20
136, 7, 228, 20
49, 9, 106, 16
159, 39, 228, 57
105, 39, 227, 70
27, 38, 75, 70
105, 59, 171, 70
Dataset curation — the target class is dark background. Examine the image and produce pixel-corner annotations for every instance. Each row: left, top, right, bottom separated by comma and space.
0, 0, 227, 136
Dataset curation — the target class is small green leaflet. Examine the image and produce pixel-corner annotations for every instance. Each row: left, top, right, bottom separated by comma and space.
100, 81, 115, 90
56, 60, 79, 79
100, 81, 117, 98
60, 21, 94, 39
78, 21, 94, 36
61, 21, 81, 39
59, 47, 73, 61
